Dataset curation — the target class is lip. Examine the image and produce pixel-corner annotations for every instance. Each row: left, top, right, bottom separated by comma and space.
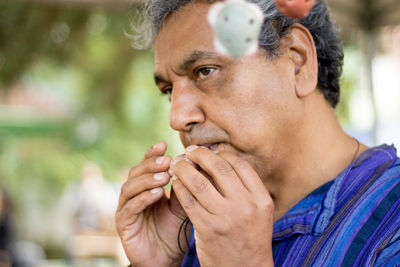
197, 142, 221, 152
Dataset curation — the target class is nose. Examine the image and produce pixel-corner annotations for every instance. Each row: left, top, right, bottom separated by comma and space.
169, 82, 205, 132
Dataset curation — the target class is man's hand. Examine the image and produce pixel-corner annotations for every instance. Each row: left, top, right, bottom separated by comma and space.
171, 145, 275, 267
115, 142, 188, 267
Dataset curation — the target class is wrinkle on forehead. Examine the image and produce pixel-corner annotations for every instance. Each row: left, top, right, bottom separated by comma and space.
154, 1, 216, 80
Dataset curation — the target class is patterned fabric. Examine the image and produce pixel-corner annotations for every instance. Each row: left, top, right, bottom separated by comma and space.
181, 144, 400, 267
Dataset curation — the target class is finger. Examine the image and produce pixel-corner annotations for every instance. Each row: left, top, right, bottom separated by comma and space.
129, 155, 171, 178
116, 187, 165, 226
117, 172, 170, 212
184, 145, 246, 198
143, 141, 167, 161
171, 158, 223, 214
217, 152, 270, 197
168, 154, 200, 177
171, 176, 216, 227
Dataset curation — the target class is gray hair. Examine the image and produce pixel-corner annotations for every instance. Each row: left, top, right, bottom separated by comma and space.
129, 0, 343, 108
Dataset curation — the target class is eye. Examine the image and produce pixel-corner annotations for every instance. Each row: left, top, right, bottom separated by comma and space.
194, 67, 217, 81
161, 86, 172, 98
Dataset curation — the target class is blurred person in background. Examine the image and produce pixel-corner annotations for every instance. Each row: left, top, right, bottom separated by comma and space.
64, 162, 118, 234
61, 162, 123, 265
0, 188, 17, 267
115, 0, 400, 266
0, 189, 45, 267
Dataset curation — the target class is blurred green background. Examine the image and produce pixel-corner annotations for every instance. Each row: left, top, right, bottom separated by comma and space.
0, 1, 183, 266
0, 0, 399, 266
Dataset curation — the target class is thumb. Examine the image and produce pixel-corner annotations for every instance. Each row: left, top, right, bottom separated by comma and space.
169, 187, 187, 220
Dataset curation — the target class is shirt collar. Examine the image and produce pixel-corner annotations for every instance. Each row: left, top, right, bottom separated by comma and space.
272, 144, 398, 241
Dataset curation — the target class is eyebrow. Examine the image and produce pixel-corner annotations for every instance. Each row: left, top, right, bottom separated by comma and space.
154, 50, 223, 86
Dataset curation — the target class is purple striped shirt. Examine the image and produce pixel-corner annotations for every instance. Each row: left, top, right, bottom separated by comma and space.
181, 144, 400, 266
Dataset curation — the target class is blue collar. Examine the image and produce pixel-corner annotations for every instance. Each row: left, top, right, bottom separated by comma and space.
272, 144, 398, 241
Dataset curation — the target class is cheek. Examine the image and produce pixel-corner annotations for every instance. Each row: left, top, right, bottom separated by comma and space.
215, 99, 272, 151
222, 82, 294, 149
209, 59, 297, 148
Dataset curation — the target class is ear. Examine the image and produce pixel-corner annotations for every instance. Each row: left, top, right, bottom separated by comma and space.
286, 23, 318, 98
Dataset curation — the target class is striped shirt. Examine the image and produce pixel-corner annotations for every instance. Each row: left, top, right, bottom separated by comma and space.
181, 144, 400, 266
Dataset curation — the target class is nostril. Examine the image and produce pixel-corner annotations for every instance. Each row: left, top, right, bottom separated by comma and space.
184, 121, 198, 131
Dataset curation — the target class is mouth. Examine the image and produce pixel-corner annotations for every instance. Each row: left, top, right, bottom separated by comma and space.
197, 142, 221, 152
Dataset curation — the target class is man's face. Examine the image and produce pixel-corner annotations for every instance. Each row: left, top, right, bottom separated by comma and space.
154, 1, 302, 181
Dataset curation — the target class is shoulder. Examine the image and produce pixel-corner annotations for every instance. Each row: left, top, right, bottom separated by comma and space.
310, 146, 400, 266
374, 227, 400, 266
341, 151, 400, 266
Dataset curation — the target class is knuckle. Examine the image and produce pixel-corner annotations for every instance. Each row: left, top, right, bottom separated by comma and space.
120, 182, 130, 196
193, 178, 209, 194
216, 151, 229, 157
121, 201, 133, 216
242, 202, 257, 217
233, 157, 248, 169
182, 195, 196, 210
137, 193, 148, 206
128, 166, 138, 177
213, 219, 231, 235
115, 221, 122, 234
145, 147, 153, 157
259, 199, 274, 212
214, 160, 233, 175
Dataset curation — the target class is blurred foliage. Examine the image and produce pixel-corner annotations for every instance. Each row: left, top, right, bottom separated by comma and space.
336, 45, 360, 124
1, 2, 89, 87
0, 0, 357, 259
0, 1, 182, 255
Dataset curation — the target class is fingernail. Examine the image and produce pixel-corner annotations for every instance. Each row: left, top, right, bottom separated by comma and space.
156, 156, 165, 165
186, 145, 199, 153
170, 157, 183, 167
171, 175, 178, 181
153, 172, 166, 181
168, 168, 174, 176
153, 143, 159, 149
150, 188, 162, 194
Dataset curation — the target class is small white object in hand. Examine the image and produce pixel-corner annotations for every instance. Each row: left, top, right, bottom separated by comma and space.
207, 0, 264, 58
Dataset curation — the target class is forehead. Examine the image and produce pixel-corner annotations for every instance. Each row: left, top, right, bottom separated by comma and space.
154, 2, 216, 71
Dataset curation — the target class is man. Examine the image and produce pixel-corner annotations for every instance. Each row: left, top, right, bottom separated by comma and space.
115, 0, 400, 266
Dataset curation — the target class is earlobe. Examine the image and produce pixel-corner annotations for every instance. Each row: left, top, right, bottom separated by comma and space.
287, 23, 318, 98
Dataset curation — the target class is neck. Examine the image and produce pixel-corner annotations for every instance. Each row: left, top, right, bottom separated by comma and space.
266, 93, 368, 221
